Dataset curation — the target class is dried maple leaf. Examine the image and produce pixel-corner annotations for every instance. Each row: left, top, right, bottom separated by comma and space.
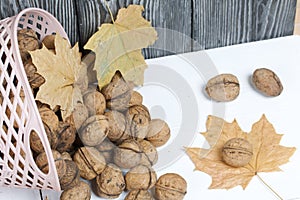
84, 5, 158, 89
30, 34, 85, 120
186, 115, 296, 189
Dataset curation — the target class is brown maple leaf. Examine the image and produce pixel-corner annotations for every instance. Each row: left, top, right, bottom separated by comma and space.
186, 115, 296, 189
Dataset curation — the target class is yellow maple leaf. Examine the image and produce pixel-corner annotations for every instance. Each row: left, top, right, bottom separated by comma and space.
186, 115, 296, 190
84, 5, 158, 89
30, 34, 84, 120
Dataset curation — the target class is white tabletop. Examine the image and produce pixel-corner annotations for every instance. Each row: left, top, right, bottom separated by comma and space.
1, 35, 300, 200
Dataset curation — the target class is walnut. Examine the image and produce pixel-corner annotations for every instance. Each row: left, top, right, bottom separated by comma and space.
95, 139, 115, 163
252, 68, 283, 97
106, 92, 132, 111
61, 152, 72, 161
30, 125, 58, 153
128, 91, 143, 107
66, 102, 89, 130
155, 173, 187, 200
60, 160, 80, 190
17, 29, 39, 63
79, 115, 109, 146
139, 140, 158, 166
113, 139, 142, 169
56, 121, 76, 153
104, 110, 128, 143
222, 138, 253, 167
94, 163, 125, 199
205, 74, 240, 102
126, 105, 151, 140
101, 71, 131, 100
125, 165, 157, 190
125, 190, 153, 200
42, 35, 55, 50
35, 150, 66, 181
146, 119, 170, 147
73, 146, 106, 180
23, 60, 45, 89
37, 101, 59, 133
83, 87, 106, 116
60, 181, 91, 200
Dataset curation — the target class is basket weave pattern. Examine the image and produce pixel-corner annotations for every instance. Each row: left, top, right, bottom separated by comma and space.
0, 8, 68, 191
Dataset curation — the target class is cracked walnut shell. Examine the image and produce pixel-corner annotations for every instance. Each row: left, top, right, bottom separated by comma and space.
139, 140, 158, 166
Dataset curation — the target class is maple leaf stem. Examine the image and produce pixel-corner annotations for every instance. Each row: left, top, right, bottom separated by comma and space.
256, 173, 283, 200
104, 0, 115, 23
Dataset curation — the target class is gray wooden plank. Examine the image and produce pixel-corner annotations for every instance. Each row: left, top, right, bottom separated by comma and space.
0, 0, 79, 46
75, 0, 193, 58
193, 0, 297, 51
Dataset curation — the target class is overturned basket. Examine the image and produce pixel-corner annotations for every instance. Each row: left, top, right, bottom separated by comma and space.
0, 8, 68, 191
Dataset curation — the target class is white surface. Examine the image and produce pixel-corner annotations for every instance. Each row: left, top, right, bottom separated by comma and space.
1, 36, 300, 199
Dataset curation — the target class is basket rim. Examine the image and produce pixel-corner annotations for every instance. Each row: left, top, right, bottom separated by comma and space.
8, 7, 65, 191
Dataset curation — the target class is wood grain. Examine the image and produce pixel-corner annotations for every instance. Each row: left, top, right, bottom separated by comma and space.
193, 0, 297, 50
0, 0, 297, 56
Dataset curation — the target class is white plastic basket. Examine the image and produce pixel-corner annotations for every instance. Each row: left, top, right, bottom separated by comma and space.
0, 8, 68, 191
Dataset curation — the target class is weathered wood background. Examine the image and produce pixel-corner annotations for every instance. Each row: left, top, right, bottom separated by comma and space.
0, 0, 297, 58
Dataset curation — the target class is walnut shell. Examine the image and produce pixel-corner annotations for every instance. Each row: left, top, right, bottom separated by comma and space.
146, 119, 170, 147
60, 181, 91, 200
155, 173, 187, 200
125, 165, 157, 190
66, 102, 89, 130
222, 138, 253, 167
60, 160, 80, 190
35, 150, 66, 181
79, 115, 109, 146
37, 101, 59, 133
61, 152, 72, 161
17, 29, 39, 62
252, 68, 283, 97
95, 139, 116, 163
42, 35, 55, 50
205, 74, 240, 102
101, 71, 130, 100
126, 105, 151, 140
128, 91, 143, 107
30, 125, 58, 153
24, 61, 45, 89
106, 91, 132, 111
83, 88, 106, 116
139, 140, 158, 166
125, 190, 153, 200
56, 121, 76, 153
113, 139, 142, 169
94, 163, 125, 199
104, 110, 128, 143
73, 146, 106, 180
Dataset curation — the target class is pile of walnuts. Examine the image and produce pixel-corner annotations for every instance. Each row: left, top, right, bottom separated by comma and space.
15, 29, 187, 200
